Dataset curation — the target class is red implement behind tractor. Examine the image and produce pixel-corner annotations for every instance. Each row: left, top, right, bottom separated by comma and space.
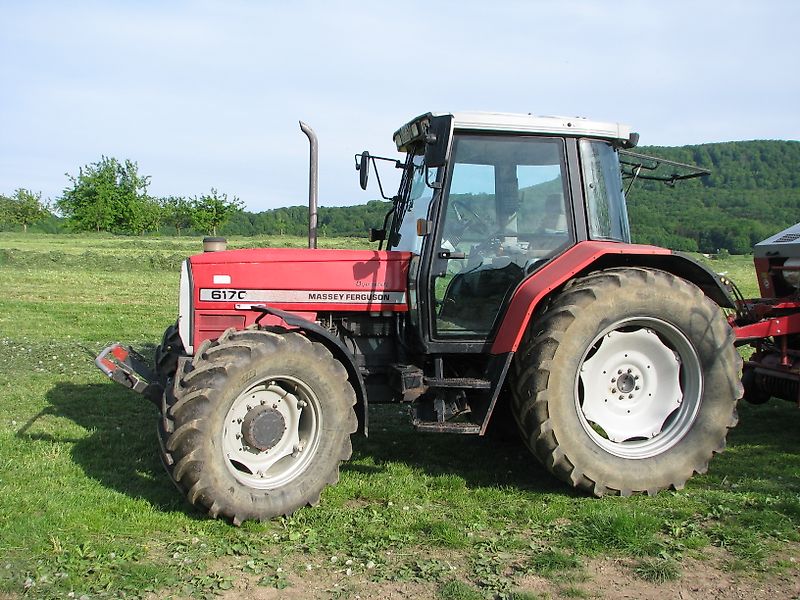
97, 113, 744, 524
732, 223, 800, 405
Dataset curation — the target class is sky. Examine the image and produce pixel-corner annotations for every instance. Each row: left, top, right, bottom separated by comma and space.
1, 0, 798, 212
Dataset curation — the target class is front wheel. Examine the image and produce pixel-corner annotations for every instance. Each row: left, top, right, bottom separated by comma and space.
154, 322, 183, 384
511, 267, 741, 496
160, 328, 357, 523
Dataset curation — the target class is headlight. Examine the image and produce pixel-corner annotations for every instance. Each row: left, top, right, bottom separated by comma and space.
783, 258, 800, 289
178, 259, 194, 354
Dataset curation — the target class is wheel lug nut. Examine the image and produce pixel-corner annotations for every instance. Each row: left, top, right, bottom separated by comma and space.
635, 386, 640, 391
272, 403, 278, 409
611, 388, 617, 394
618, 395, 624, 400
611, 377, 616, 383
618, 369, 623, 375
627, 369, 632, 374
628, 394, 633, 399
246, 405, 252, 411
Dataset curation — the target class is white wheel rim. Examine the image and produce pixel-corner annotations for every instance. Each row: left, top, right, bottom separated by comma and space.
222, 376, 322, 489
575, 318, 703, 459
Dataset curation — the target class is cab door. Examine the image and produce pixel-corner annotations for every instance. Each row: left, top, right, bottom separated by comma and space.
429, 134, 573, 341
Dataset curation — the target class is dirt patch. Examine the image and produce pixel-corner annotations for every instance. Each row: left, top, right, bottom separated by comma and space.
517, 554, 800, 599
222, 569, 435, 599
219, 549, 800, 600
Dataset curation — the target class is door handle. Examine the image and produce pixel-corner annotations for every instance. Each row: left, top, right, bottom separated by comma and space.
438, 250, 466, 259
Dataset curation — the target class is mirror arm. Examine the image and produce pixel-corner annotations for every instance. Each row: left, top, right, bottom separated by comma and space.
372, 158, 391, 200
354, 153, 404, 200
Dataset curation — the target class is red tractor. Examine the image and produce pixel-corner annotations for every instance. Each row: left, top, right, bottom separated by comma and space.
97, 112, 742, 524
732, 223, 800, 404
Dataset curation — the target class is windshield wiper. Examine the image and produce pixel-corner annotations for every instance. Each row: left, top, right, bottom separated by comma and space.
620, 150, 710, 195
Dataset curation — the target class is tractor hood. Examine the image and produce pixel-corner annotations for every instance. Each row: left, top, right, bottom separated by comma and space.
182, 248, 412, 352
189, 248, 412, 312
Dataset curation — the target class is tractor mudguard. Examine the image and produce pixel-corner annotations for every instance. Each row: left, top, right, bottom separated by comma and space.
251, 305, 370, 436
492, 241, 735, 354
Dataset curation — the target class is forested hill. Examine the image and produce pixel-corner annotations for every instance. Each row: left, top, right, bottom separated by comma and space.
221, 140, 800, 254
627, 140, 800, 253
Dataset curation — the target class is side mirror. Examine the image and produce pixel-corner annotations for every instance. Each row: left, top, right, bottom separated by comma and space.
357, 151, 370, 190
368, 228, 386, 242
423, 115, 452, 168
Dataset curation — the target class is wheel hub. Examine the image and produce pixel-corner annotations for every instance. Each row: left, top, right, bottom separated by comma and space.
241, 406, 286, 451
222, 378, 321, 489
580, 328, 683, 443
616, 372, 636, 394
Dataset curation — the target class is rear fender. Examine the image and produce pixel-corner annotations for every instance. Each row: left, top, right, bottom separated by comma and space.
491, 242, 734, 354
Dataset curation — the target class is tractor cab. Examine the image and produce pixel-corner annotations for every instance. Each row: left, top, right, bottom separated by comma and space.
360, 112, 638, 350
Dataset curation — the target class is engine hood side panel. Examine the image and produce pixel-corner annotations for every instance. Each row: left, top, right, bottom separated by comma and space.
189, 249, 411, 313
185, 248, 411, 355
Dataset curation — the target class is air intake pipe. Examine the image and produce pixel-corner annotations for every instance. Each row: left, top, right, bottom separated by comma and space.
299, 121, 318, 249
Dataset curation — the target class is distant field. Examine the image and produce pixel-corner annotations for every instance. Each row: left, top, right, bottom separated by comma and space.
0, 234, 797, 599
0, 233, 373, 253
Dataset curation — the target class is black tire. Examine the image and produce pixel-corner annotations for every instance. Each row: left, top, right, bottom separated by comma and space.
159, 327, 357, 524
741, 366, 771, 405
154, 322, 183, 384
510, 267, 742, 496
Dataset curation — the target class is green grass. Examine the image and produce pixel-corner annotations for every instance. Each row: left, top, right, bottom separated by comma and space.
0, 233, 798, 599
633, 556, 681, 583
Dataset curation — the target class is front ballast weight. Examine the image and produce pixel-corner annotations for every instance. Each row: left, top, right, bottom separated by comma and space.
96, 343, 164, 406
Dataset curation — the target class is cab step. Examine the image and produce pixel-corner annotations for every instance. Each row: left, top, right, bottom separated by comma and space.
423, 377, 491, 389
412, 420, 481, 434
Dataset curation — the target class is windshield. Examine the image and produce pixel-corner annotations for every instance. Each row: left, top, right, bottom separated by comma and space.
388, 154, 438, 253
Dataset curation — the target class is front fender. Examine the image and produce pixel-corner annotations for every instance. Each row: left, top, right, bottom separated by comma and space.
252, 306, 370, 436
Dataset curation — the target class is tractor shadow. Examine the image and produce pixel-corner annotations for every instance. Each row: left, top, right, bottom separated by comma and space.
17, 378, 190, 516
20, 381, 563, 511
19, 378, 800, 513
348, 399, 800, 496
707, 399, 800, 494
347, 403, 571, 495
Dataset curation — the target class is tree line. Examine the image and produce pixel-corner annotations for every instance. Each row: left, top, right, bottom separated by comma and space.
2, 140, 799, 253
626, 140, 800, 253
1, 156, 243, 236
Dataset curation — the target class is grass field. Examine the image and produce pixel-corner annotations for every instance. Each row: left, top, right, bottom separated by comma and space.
0, 233, 798, 599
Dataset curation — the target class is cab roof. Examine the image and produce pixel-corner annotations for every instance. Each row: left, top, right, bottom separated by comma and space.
393, 111, 635, 152
447, 112, 633, 141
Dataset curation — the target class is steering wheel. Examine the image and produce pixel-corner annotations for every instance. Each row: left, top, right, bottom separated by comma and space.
451, 200, 489, 236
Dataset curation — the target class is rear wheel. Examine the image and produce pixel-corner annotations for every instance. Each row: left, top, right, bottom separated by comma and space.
159, 328, 357, 523
511, 267, 741, 496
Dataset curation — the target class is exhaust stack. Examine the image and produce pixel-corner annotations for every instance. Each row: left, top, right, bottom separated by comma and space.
299, 121, 319, 249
